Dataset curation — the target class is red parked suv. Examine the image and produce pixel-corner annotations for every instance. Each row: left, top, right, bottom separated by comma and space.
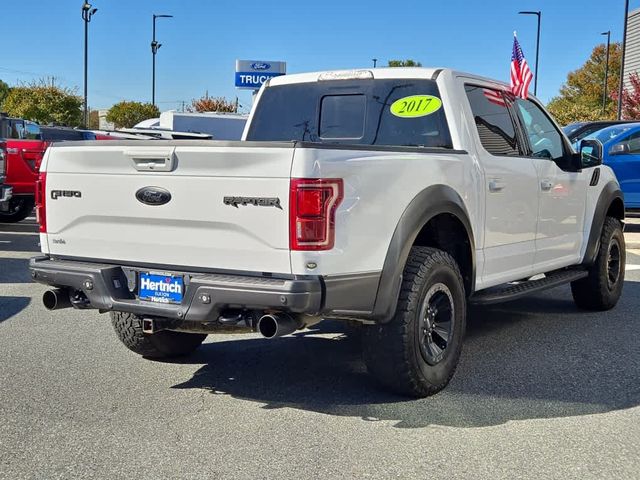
0, 114, 99, 223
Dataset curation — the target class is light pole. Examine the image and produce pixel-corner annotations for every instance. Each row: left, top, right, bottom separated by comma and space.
618, 0, 630, 120
81, 2, 97, 128
372, 58, 377, 68
151, 14, 173, 107
602, 30, 611, 116
518, 10, 541, 96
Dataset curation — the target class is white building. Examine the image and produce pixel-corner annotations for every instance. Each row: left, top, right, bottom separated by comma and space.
98, 109, 114, 131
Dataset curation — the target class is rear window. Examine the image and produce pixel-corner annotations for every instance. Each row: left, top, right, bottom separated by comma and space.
586, 125, 637, 144
319, 94, 366, 139
247, 79, 453, 148
41, 128, 90, 141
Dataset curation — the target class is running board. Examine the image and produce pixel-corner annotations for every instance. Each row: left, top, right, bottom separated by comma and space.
470, 269, 588, 305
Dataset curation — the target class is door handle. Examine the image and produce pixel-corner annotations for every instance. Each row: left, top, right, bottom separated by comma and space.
540, 180, 553, 191
488, 180, 506, 192
132, 158, 173, 171
125, 149, 176, 172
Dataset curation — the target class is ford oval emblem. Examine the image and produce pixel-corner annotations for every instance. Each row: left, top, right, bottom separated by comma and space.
251, 62, 270, 71
136, 187, 172, 206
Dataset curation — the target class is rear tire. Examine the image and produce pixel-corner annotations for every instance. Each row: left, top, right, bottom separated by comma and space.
110, 311, 207, 359
571, 216, 625, 311
363, 247, 466, 397
0, 197, 35, 223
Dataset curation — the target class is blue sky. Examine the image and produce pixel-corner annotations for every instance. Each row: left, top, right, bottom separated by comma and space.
0, 0, 633, 112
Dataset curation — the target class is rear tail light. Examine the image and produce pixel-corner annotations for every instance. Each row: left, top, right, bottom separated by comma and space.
290, 178, 343, 251
35, 172, 47, 233
0, 142, 6, 178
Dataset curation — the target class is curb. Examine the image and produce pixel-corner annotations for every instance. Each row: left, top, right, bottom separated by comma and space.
624, 233, 640, 250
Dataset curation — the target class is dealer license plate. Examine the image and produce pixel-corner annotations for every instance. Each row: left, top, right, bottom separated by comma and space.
138, 273, 184, 304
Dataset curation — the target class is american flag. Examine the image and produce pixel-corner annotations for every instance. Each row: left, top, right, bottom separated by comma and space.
511, 34, 533, 99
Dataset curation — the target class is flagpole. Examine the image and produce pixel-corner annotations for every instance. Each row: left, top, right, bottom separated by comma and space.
618, 0, 630, 120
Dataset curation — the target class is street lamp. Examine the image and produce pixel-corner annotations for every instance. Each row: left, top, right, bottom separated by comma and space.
372, 58, 378, 68
602, 31, 611, 116
518, 10, 541, 96
618, 0, 630, 120
151, 14, 173, 107
81, 2, 98, 128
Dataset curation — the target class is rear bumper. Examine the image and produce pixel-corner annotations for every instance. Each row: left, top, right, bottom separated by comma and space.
0, 185, 12, 203
30, 256, 323, 321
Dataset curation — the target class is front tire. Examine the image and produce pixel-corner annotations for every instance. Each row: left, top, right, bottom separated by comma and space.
571, 216, 625, 311
110, 312, 207, 359
363, 247, 466, 397
0, 197, 35, 223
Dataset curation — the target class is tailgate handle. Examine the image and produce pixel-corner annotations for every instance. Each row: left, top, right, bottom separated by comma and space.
126, 150, 176, 172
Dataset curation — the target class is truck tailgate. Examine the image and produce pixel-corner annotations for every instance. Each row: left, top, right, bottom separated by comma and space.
42, 142, 294, 274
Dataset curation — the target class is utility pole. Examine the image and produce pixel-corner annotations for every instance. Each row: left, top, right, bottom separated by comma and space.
151, 14, 173, 107
602, 30, 611, 116
372, 58, 378, 68
618, 0, 630, 120
81, 2, 98, 128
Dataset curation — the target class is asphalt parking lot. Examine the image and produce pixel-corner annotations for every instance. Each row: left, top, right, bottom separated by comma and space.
1, 218, 639, 480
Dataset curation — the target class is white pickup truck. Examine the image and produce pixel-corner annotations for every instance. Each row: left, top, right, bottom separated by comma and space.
30, 68, 625, 397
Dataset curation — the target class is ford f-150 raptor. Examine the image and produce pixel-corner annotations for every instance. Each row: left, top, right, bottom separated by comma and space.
29, 68, 625, 397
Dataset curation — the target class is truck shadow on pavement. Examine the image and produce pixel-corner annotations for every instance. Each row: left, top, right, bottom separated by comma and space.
0, 258, 34, 283
626, 222, 640, 233
173, 282, 640, 429
0, 296, 30, 324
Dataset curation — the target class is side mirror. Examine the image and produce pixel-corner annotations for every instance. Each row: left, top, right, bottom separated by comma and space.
609, 142, 630, 155
579, 139, 603, 168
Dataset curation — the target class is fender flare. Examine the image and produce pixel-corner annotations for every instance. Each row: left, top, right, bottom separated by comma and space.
582, 181, 624, 266
371, 185, 475, 322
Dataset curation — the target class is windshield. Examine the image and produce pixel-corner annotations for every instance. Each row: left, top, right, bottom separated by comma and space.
583, 124, 640, 144
247, 79, 453, 148
563, 122, 586, 136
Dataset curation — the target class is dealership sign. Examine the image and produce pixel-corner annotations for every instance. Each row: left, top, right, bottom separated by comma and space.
235, 60, 286, 90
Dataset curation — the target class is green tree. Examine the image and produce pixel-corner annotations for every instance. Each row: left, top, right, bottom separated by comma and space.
106, 101, 160, 129
547, 42, 621, 125
2, 80, 82, 126
0, 79, 10, 108
188, 94, 237, 113
388, 59, 422, 67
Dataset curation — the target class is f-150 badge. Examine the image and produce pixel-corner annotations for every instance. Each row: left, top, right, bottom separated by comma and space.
223, 196, 282, 209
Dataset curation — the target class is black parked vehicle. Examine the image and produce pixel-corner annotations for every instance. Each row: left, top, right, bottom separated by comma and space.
39, 126, 96, 141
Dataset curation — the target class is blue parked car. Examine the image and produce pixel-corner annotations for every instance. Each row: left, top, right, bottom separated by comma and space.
581, 122, 640, 209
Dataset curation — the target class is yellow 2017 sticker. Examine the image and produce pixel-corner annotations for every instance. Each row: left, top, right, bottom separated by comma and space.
390, 95, 442, 118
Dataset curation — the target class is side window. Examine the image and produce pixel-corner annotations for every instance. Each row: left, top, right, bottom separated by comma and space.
25, 123, 42, 140
464, 85, 521, 156
619, 131, 640, 153
514, 98, 565, 161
